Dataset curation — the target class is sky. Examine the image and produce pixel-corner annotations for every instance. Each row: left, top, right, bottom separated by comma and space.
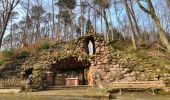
6, 0, 170, 38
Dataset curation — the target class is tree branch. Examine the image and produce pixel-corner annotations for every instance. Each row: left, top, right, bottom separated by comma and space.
135, 0, 151, 15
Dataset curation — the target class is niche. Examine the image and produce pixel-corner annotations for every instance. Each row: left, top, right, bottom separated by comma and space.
85, 37, 95, 55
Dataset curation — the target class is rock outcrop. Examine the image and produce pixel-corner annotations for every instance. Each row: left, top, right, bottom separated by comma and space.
0, 29, 170, 89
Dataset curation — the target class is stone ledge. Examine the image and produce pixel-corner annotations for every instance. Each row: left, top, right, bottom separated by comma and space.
0, 87, 21, 93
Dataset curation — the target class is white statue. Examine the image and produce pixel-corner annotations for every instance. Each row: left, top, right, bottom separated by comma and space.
88, 40, 93, 55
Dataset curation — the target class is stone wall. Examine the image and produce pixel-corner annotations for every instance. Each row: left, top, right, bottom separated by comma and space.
88, 48, 170, 88
83, 35, 170, 88
1, 32, 170, 90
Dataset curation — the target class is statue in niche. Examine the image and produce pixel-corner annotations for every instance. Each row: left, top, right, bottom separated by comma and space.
88, 40, 94, 55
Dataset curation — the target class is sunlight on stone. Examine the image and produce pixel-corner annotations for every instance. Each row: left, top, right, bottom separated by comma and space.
88, 40, 93, 56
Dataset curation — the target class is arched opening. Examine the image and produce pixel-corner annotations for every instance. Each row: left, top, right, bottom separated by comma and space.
23, 68, 33, 78
51, 57, 91, 86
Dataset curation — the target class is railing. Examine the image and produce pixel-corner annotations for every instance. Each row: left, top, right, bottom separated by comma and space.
0, 78, 26, 87
107, 81, 165, 95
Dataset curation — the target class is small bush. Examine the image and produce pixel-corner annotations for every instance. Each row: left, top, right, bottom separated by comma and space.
13, 47, 30, 59
27, 42, 42, 54
41, 42, 50, 50
0, 60, 4, 66
17, 51, 29, 59
2, 49, 14, 60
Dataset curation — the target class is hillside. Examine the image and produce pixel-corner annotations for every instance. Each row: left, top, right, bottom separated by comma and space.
0, 33, 170, 90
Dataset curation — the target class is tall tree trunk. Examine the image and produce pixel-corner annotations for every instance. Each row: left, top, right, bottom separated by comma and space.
0, 0, 20, 49
22, 0, 29, 47
129, 0, 142, 45
94, 4, 97, 34
167, 0, 170, 11
109, 8, 114, 41
56, 21, 60, 41
56, 1, 62, 41
80, 0, 83, 36
52, 0, 55, 38
64, 24, 67, 41
103, 9, 110, 42
100, 6, 103, 34
0, 10, 13, 48
124, 0, 137, 50
153, 16, 170, 51
10, 20, 13, 49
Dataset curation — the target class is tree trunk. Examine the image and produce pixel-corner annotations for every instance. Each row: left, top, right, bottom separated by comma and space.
80, 0, 83, 36
0, 0, 20, 49
129, 0, 142, 46
153, 16, 170, 51
56, 2, 62, 41
0, 10, 13, 48
103, 9, 110, 42
167, 0, 170, 11
124, 0, 137, 50
22, 0, 29, 47
109, 8, 114, 41
100, 6, 103, 34
52, 0, 55, 38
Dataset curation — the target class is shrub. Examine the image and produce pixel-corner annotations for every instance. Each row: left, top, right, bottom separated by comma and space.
0, 60, 4, 66
13, 47, 30, 59
27, 41, 42, 54
41, 42, 50, 50
2, 49, 14, 60
17, 51, 29, 59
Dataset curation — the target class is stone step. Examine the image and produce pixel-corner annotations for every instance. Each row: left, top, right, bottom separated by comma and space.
47, 85, 91, 90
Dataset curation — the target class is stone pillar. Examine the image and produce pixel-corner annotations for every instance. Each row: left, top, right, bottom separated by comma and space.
88, 67, 93, 86
46, 71, 54, 86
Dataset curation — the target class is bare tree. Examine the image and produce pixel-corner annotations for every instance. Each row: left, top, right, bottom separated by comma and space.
22, 0, 30, 47
0, 0, 20, 48
167, 0, 170, 11
52, 0, 55, 38
124, 0, 137, 49
136, 0, 170, 52
129, 0, 142, 45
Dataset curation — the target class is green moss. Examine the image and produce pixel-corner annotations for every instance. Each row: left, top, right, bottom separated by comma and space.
41, 42, 50, 50
157, 90, 170, 95
0, 60, 4, 66
32, 64, 47, 90
17, 51, 29, 59
2, 49, 14, 60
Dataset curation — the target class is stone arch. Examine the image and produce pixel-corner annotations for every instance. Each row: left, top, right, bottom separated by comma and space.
50, 56, 91, 86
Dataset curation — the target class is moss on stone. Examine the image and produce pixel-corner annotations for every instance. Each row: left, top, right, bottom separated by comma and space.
32, 64, 47, 91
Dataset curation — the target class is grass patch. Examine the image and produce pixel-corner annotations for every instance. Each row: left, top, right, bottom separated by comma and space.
41, 41, 50, 50
2, 49, 14, 60
0, 60, 4, 66
17, 51, 29, 59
